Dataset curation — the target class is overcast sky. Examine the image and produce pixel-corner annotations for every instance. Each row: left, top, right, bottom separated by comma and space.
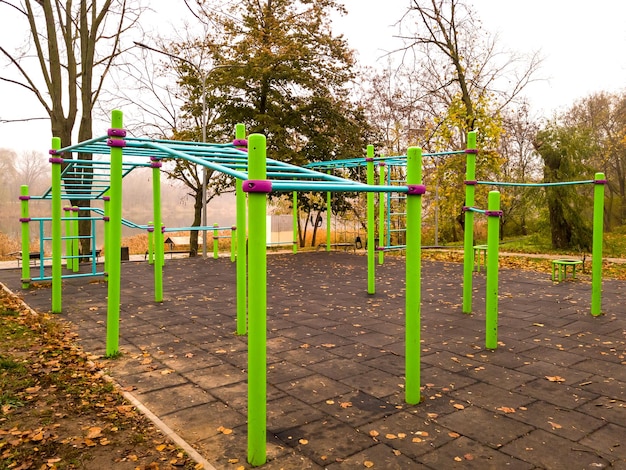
1, 0, 625, 153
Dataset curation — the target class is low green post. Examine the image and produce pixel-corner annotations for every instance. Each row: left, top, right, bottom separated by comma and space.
19, 185, 31, 289
103, 192, 111, 277
235, 124, 247, 336
64, 207, 72, 269
378, 162, 386, 265
485, 191, 501, 349
230, 226, 236, 262
246, 133, 268, 467
462, 131, 477, 313
591, 173, 606, 316
72, 206, 79, 272
326, 174, 331, 252
405, 146, 423, 405
152, 162, 164, 302
50, 137, 63, 313
147, 221, 154, 265
292, 191, 298, 254
213, 222, 219, 259
366, 145, 375, 294
106, 110, 124, 356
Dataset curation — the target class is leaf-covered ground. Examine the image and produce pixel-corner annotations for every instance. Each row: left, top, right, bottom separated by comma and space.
0, 287, 199, 470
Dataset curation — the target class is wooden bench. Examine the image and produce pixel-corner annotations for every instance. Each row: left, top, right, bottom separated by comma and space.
551, 259, 583, 282
11, 252, 41, 267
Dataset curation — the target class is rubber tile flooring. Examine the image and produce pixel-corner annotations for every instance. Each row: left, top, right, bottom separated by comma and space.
1, 252, 625, 469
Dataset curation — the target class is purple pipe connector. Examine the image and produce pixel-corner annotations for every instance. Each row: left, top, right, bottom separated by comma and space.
107, 139, 126, 148
485, 210, 503, 217
242, 180, 273, 193
19, 195, 30, 201
107, 128, 127, 137
19, 217, 31, 223
407, 184, 426, 195
233, 139, 248, 147
465, 180, 477, 185
595, 179, 608, 184
465, 149, 478, 154
49, 157, 64, 164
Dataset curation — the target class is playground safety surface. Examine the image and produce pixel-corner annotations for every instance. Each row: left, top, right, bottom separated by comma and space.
1, 252, 625, 469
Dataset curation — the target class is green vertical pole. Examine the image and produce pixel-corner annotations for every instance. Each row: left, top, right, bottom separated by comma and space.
246, 133, 267, 467
462, 132, 477, 314
235, 124, 247, 336
20, 185, 31, 289
64, 207, 71, 269
230, 226, 236, 262
591, 173, 606, 316
326, 172, 332, 251
405, 147, 423, 405
213, 222, 219, 259
147, 222, 154, 265
106, 110, 124, 356
366, 145, 375, 294
104, 193, 111, 277
378, 163, 386, 265
152, 161, 163, 302
292, 191, 298, 254
485, 191, 501, 349
50, 137, 63, 313
72, 206, 79, 272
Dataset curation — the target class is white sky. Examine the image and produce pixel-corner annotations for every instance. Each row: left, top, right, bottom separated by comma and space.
1, 0, 625, 153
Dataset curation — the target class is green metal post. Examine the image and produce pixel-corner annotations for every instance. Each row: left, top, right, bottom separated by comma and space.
378, 163, 386, 265
485, 191, 501, 349
247, 133, 267, 467
462, 132, 477, 313
152, 163, 164, 302
213, 222, 219, 259
50, 137, 63, 313
147, 221, 154, 265
72, 206, 79, 272
326, 172, 332, 251
235, 124, 247, 336
230, 226, 236, 262
20, 185, 31, 289
64, 207, 71, 269
367, 145, 375, 294
292, 191, 298, 254
405, 146, 423, 405
104, 192, 111, 277
106, 110, 124, 356
591, 173, 606, 316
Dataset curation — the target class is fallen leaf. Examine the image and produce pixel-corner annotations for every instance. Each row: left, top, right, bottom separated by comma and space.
546, 376, 566, 383
86, 427, 102, 439
340, 402, 352, 409
412, 437, 423, 443
448, 432, 460, 438
326, 400, 335, 405
497, 406, 516, 414
392, 449, 401, 456
156, 444, 167, 451
548, 421, 562, 429
453, 404, 465, 410
321, 343, 336, 348
369, 430, 379, 437
464, 453, 475, 460
454, 456, 462, 462
227, 458, 239, 464
364, 461, 374, 468
385, 433, 397, 439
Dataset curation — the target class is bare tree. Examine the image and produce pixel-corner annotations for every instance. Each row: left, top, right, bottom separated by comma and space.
15, 150, 49, 193
0, 0, 142, 253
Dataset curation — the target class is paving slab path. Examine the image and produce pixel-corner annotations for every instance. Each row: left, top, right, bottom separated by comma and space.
1, 252, 625, 469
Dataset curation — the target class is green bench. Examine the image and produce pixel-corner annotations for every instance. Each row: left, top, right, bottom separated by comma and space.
551, 259, 583, 282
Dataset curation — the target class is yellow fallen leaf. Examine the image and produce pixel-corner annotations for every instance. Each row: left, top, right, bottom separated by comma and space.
156, 444, 167, 451
546, 376, 566, 383
453, 404, 465, 410
497, 406, 516, 414
369, 430, 379, 437
454, 456, 462, 462
397, 433, 406, 439
392, 449, 401, 456
464, 453, 475, 460
364, 461, 374, 468
84, 438, 96, 447
448, 432, 460, 438
412, 437, 423, 443
326, 400, 335, 405
227, 458, 239, 464
548, 421, 562, 429
385, 433, 397, 439
299, 439, 308, 445
340, 402, 353, 409
86, 427, 103, 439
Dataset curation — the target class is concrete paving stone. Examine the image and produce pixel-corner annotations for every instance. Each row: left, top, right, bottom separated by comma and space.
579, 375, 626, 401
295, 315, 342, 329
280, 344, 337, 366
360, 320, 404, 336
500, 428, 612, 470
267, 360, 316, 384
184, 362, 246, 389
515, 360, 592, 386
340, 367, 405, 399
311, 389, 394, 427
274, 373, 354, 403
158, 348, 224, 373
464, 362, 538, 391
571, 358, 626, 379
355, 331, 399, 349
449, 382, 535, 411
324, 442, 429, 469
330, 342, 389, 361
304, 332, 358, 349
267, 335, 308, 354
518, 344, 588, 367
418, 435, 534, 470
435, 406, 534, 449
365, 410, 455, 459
275, 417, 375, 466
507, 400, 606, 441
132, 382, 216, 416
420, 365, 477, 392
211, 381, 286, 411
579, 423, 626, 461
513, 378, 599, 408
275, 324, 325, 340
114, 366, 190, 393
361, 353, 406, 377
162, 401, 246, 443
267, 395, 328, 434
378, 340, 405, 357
307, 357, 375, 381
576, 396, 626, 423
421, 349, 483, 373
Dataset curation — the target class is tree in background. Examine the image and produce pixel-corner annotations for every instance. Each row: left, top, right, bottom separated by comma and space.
0, 0, 141, 254
165, 0, 371, 247
533, 121, 596, 250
